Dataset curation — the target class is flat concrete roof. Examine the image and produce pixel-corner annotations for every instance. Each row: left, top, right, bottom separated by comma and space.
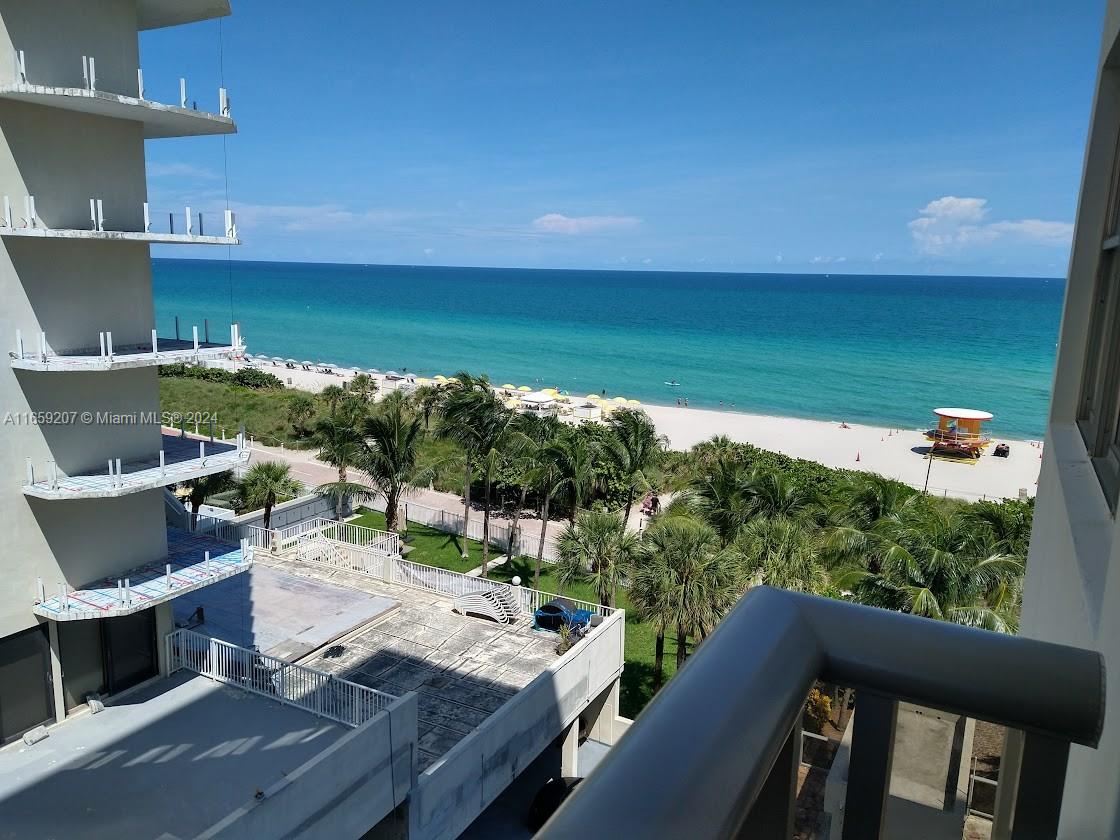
0, 86, 235, 139
139, 0, 231, 30
255, 553, 561, 770
174, 563, 398, 660
0, 672, 348, 840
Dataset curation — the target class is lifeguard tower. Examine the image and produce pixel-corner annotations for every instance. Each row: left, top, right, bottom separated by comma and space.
925, 408, 993, 460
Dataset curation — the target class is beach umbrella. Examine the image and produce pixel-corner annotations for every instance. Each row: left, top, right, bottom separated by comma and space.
501, 384, 516, 391
368, 368, 380, 374
301, 360, 314, 366
613, 396, 628, 404
271, 356, 284, 362
542, 388, 559, 395
285, 358, 297, 364
434, 374, 448, 382
518, 385, 532, 392
584, 394, 599, 400
627, 399, 642, 406
385, 370, 400, 377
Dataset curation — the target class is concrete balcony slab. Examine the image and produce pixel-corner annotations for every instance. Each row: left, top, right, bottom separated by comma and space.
23, 433, 250, 501
0, 84, 235, 138
11, 338, 240, 372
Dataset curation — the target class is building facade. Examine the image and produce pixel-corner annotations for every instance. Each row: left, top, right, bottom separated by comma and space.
1019, 0, 1120, 835
0, 0, 243, 745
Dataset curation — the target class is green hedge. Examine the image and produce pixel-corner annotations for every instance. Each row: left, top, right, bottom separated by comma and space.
159, 364, 284, 390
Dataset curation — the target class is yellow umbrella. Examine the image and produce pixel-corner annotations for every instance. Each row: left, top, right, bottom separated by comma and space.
613, 396, 628, 404
542, 387, 559, 395
415, 377, 432, 386
627, 399, 641, 406
501, 383, 516, 390
600, 403, 616, 414
584, 394, 600, 400
518, 385, 532, 392
434, 374, 448, 382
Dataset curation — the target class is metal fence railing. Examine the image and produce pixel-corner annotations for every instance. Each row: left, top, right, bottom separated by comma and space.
166, 628, 396, 727
967, 755, 998, 820
519, 586, 616, 619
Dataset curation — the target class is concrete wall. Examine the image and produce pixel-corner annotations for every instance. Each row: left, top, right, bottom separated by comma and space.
0, 3, 162, 647
0, 0, 140, 93
409, 610, 626, 840
1019, 2, 1120, 836
200, 692, 419, 840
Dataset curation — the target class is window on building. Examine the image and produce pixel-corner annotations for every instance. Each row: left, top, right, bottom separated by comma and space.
1078, 127, 1120, 508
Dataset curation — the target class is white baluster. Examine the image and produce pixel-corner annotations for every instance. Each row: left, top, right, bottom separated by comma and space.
137, 67, 145, 99
106, 330, 113, 360
193, 325, 199, 350
3, 195, 12, 228
185, 206, 192, 235
180, 77, 187, 108
151, 328, 159, 355
15, 328, 23, 360
143, 202, 151, 232
28, 195, 36, 227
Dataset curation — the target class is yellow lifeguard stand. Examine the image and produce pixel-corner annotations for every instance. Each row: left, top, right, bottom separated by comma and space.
925, 408, 993, 460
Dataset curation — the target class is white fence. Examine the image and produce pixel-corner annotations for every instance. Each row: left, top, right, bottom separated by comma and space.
967, 755, 998, 820
166, 628, 396, 727
369, 496, 561, 562
255, 523, 614, 619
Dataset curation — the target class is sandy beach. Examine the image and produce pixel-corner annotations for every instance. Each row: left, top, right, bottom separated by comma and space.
235, 359, 1041, 502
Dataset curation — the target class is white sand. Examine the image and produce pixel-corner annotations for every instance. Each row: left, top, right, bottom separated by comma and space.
233, 358, 1040, 502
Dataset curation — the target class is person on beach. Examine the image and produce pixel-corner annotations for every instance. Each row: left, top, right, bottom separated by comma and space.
684, 397, 689, 406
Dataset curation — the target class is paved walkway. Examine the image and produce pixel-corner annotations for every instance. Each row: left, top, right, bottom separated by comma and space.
246, 439, 656, 541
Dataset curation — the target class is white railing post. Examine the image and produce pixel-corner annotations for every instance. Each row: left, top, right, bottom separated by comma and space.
199, 440, 206, 465
81, 56, 89, 89
24, 458, 33, 486
115, 458, 122, 487
106, 330, 113, 360
95, 199, 104, 231
15, 328, 23, 360
3, 195, 12, 228
159, 449, 166, 476
15, 49, 26, 84
185, 206, 192, 235
192, 325, 199, 350
143, 201, 151, 232
225, 209, 236, 238
89, 56, 96, 91
151, 328, 158, 354
180, 77, 187, 108
219, 87, 229, 117
28, 195, 36, 228
137, 67, 145, 99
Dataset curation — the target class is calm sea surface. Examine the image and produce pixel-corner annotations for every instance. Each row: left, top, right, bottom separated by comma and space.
153, 259, 1065, 439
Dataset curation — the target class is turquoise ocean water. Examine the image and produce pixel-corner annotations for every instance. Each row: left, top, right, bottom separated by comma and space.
153, 259, 1065, 439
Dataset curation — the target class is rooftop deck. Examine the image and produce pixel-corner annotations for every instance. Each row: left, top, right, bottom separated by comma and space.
0, 671, 348, 840
254, 551, 561, 770
33, 529, 250, 621
23, 432, 250, 500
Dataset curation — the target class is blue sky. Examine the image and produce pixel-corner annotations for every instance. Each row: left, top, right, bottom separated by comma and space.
143, 1, 1103, 276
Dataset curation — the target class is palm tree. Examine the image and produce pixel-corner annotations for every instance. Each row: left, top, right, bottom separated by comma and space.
672, 455, 752, 547
549, 431, 598, 524
633, 515, 744, 684
832, 504, 1024, 632
508, 413, 561, 568
182, 470, 236, 529
437, 372, 493, 559
286, 394, 314, 437
358, 391, 426, 531
239, 461, 301, 529
607, 408, 665, 525
736, 516, 828, 594
555, 510, 640, 609
321, 384, 347, 415
348, 373, 376, 401
472, 399, 521, 575
312, 413, 372, 519
743, 470, 820, 522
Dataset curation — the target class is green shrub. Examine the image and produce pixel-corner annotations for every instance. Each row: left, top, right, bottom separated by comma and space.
159, 363, 283, 391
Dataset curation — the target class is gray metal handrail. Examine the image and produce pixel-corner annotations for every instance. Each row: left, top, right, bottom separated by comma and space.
539, 586, 1104, 840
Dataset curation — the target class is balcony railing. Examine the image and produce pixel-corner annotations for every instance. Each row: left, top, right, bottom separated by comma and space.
10, 321, 242, 371
23, 432, 249, 500
538, 586, 1104, 840
166, 628, 397, 727
1, 49, 233, 138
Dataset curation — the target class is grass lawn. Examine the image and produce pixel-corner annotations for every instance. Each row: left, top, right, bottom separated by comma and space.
350, 507, 484, 574
487, 557, 681, 718
160, 377, 321, 448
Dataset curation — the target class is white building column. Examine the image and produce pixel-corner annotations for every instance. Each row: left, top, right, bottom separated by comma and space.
154, 602, 174, 676
46, 620, 65, 723
560, 719, 579, 777
584, 678, 623, 745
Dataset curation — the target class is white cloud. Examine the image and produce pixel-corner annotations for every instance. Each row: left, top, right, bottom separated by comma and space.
810, 255, 845, 265
774, 253, 784, 264
147, 162, 219, 179
531, 213, 641, 235
909, 196, 1073, 254
873, 252, 884, 263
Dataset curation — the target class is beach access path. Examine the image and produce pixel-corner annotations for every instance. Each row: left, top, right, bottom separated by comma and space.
236, 359, 1042, 502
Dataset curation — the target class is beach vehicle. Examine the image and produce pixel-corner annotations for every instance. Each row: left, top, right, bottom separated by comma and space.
533, 598, 593, 632
925, 407, 993, 460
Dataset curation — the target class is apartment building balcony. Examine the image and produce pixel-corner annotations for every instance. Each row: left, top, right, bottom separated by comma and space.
539, 586, 1105, 839
23, 432, 249, 501
1, 51, 234, 138
139, 0, 231, 30
32, 528, 252, 621
10, 322, 243, 372
0, 197, 239, 245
